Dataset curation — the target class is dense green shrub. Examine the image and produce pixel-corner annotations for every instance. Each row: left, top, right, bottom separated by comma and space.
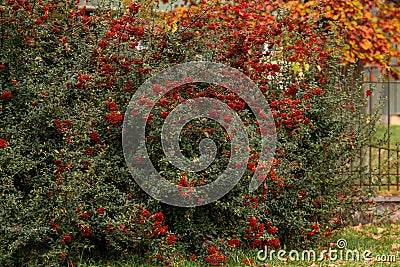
0, 0, 376, 266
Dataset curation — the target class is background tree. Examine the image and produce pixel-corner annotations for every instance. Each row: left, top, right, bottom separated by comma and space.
283, 0, 400, 78
169, 0, 399, 78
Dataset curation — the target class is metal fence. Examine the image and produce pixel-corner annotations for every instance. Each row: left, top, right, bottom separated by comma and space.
363, 65, 400, 194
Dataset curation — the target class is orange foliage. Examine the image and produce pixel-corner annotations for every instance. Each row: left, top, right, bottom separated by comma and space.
284, 0, 399, 68
154, 0, 399, 76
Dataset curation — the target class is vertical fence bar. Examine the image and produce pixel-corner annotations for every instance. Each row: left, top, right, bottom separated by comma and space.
368, 67, 373, 187
397, 148, 399, 191
360, 145, 363, 186
378, 147, 382, 191
387, 71, 391, 192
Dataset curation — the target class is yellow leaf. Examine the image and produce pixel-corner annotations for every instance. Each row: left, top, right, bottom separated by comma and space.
360, 40, 372, 50
352, 0, 362, 9
171, 22, 178, 33
377, 33, 385, 39
292, 62, 300, 74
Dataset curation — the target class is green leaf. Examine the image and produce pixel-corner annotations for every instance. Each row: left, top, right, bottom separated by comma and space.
292, 62, 300, 74
304, 62, 310, 72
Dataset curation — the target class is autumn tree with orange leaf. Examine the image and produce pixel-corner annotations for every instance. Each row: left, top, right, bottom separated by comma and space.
164, 0, 399, 78
283, 0, 400, 78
